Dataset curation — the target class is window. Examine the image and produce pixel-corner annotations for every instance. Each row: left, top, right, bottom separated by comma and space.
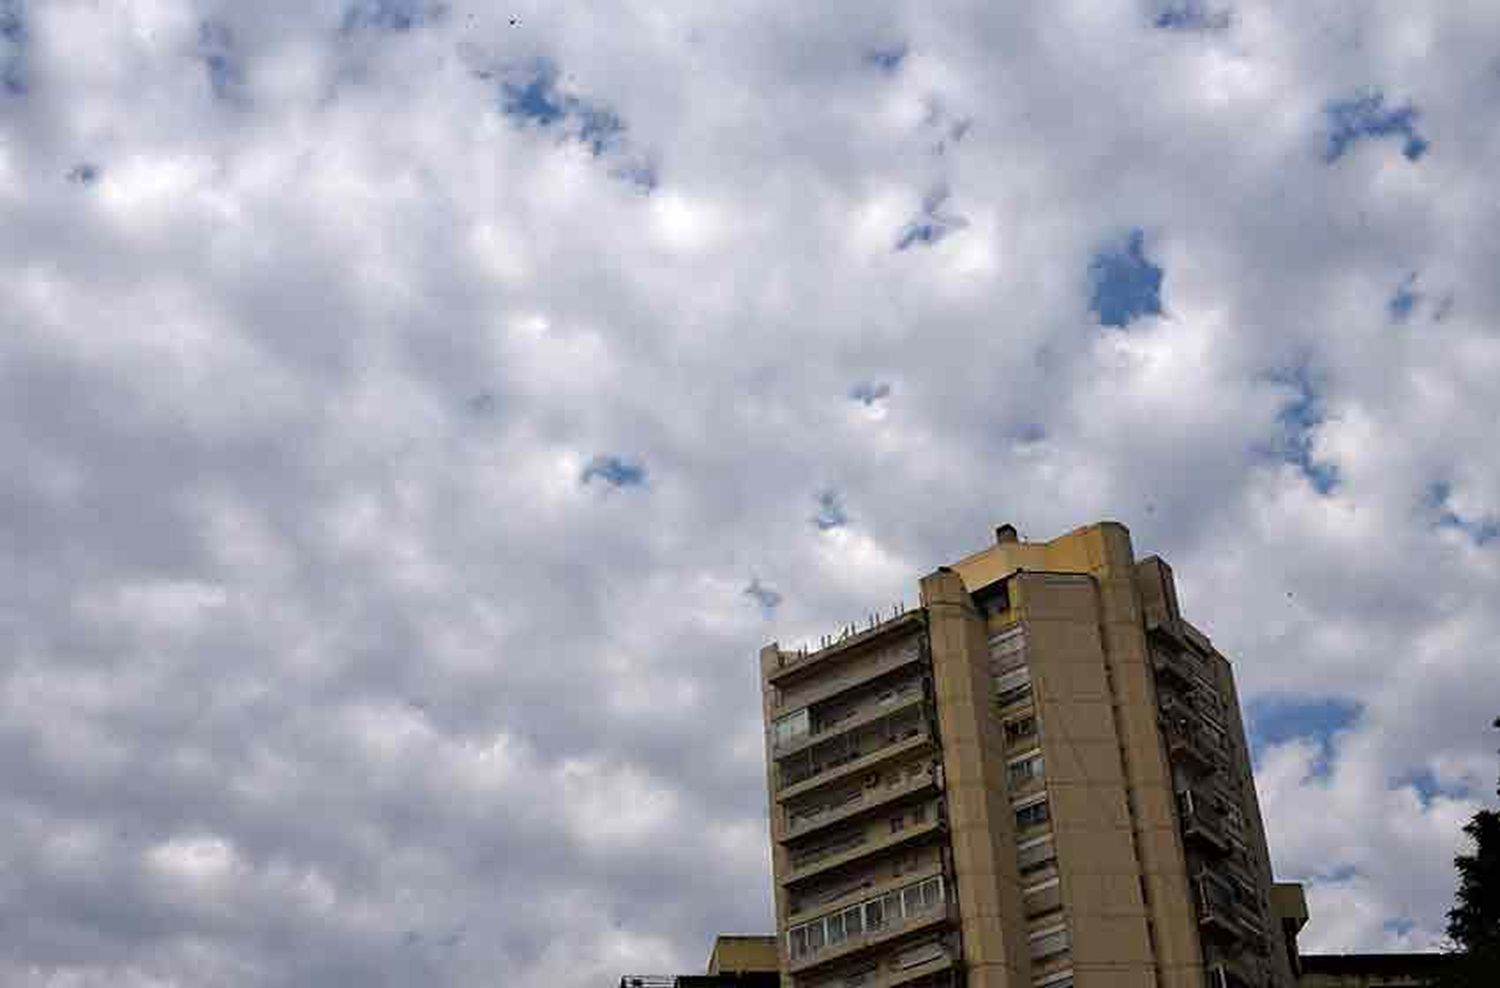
864, 896, 885, 930
774, 709, 810, 747
1017, 834, 1056, 874
1015, 797, 1050, 831
890, 815, 906, 834
1023, 876, 1062, 917
826, 910, 846, 945
896, 939, 947, 969
1029, 924, 1070, 962
989, 627, 1027, 668
1008, 752, 1045, 789
1004, 714, 1038, 747
913, 802, 928, 824
994, 666, 1032, 708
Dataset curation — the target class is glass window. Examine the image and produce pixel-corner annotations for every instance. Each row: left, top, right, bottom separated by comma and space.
1017, 834, 1055, 873
774, 709, 810, 746
1004, 715, 1038, 746
864, 897, 885, 930
843, 904, 863, 937
896, 939, 947, 969
807, 921, 825, 951
826, 911, 845, 945
1008, 752, 1044, 788
1015, 798, 1050, 830
1029, 925, 1070, 961
789, 926, 807, 958
903, 884, 923, 916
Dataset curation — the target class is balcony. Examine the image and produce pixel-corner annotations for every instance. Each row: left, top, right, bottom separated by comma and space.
1195, 873, 1262, 947
775, 689, 925, 759
1178, 789, 1232, 856
784, 818, 945, 887
788, 881, 954, 974
779, 728, 934, 803
784, 763, 940, 843
768, 617, 924, 690
1204, 963, 1255, 988
1163, 716, 1225, 775
1151, 645, 1204, 691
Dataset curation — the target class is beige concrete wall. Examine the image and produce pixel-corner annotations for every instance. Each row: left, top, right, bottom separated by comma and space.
1017, 570, 1157, 988
1087, 526, 1203, 988
707, 935, 780, 975
922, 568, 1028, 988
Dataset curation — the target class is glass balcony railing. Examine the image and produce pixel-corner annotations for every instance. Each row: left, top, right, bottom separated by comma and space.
787, 876, 948, 970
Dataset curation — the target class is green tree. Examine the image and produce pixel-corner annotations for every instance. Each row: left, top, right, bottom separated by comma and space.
1437, 717, 1500, 987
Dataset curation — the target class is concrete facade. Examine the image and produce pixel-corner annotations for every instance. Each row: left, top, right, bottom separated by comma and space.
759, 522, 1301, 988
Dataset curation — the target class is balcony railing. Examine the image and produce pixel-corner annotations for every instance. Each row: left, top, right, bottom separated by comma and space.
1152, 646, 1204, 690
1178, 789, 1232, 855
787, 876, 950, 973
1195, 873, 1263, 947
783, 818, 945, 886
778, 724, 933, 801
784, 763, 939, 842
774, 689, 924, 758
1163, 715, 1226, 774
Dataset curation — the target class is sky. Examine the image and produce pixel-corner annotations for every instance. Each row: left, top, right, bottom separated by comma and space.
2, 1, 1499, 985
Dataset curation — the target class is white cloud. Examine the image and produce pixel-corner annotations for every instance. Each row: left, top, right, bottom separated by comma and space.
1, 0, 1497, 983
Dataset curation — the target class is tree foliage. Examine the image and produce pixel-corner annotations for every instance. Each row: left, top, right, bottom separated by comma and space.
1437, 717, 1500, 987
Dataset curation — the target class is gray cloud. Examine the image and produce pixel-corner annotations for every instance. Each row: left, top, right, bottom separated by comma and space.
1, 1, 1499, 984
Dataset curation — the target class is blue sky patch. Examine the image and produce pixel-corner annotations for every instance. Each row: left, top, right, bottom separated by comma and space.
812, 491, 848, 531
1154, 2, 1232, 31
1325, 90, 1429, 163
1388, 274, 1420, 323
580, 455, 646, 489
340, 0, 448, 35
198, 21, 245, 103
1395, 767, 1473, 807
498, 60, 655, 192
1428, 481, 1499, 546
1264, 363, 1339, 493
744, 578, 782, 614
849, 381, 891, 406
1, 0, 24, 96
1247, 695, 1362, 778
865, 46, 907, 72
895, 185, 968, 251
1088, 229, 1163, 328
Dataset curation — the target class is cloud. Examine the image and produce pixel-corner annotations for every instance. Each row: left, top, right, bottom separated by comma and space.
1, 1, 1498, 984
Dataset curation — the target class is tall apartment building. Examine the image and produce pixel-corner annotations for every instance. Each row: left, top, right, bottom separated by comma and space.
758, 522, 1305, 988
